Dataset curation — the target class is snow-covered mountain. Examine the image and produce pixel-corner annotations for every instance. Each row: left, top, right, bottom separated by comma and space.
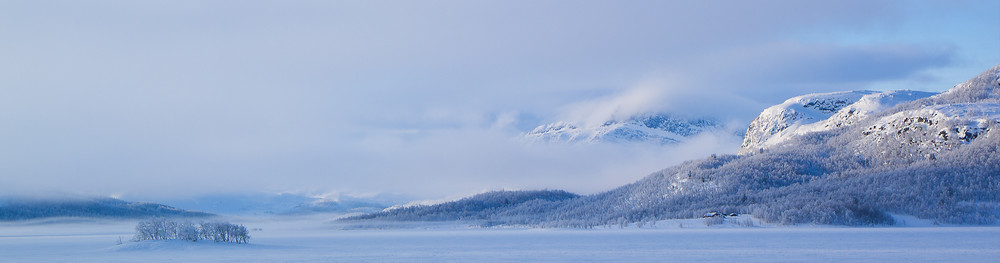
740, 90, 937, 153
524, 114, 724, 145
346, 63, 1000, 227
741, 65, 999, 157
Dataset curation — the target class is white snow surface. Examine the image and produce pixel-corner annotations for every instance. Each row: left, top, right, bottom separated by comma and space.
925, 103, 1000, 122
823, 90, 938, 129
2, 217, 999, 262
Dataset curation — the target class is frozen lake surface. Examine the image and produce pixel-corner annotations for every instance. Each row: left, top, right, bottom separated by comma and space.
2, 217, 999, 262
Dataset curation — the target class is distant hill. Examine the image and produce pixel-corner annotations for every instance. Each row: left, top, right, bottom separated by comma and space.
345, 190, 579, 223
524, 113, 729, 145
0, 197, 213, 221
158, 193, 392, 216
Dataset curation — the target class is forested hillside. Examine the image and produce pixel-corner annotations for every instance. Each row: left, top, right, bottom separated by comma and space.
0, 197, 213, 221
347, 190, 579, 223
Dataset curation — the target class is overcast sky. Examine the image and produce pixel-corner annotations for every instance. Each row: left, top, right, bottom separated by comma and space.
1, 0, 998, 201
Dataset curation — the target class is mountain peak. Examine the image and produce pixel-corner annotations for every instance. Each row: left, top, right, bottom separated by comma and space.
524, 113, 724, 145
741, 90, 882, 153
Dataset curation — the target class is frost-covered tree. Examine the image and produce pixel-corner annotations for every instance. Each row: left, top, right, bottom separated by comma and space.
133, 219, 249, 244
176, 222, 199, 241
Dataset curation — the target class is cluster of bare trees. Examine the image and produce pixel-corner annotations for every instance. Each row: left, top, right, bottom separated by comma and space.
197, 222, 250, 244
134, 218, 249, 244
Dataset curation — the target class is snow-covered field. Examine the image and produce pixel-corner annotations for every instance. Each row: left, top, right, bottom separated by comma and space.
2, 216, 999, 263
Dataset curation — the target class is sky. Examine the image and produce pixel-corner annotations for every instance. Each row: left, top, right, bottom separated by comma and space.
1, 0, 998, 201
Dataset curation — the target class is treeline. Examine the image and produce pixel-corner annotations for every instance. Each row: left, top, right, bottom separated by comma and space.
133, 218, 250, 244
346, 190, 579, 222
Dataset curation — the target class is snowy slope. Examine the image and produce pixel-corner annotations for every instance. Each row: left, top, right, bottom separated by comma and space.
742, 63, 1000, 155
525, 114, 723, 145
740, 90, 876, 153
740, 90, 937, 153
855, 103, 1000, 162
824, 90, 939, 129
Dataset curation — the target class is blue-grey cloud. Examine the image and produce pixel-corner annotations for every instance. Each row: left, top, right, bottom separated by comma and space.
651, 43, 957, 118
711, 43, 955, 84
